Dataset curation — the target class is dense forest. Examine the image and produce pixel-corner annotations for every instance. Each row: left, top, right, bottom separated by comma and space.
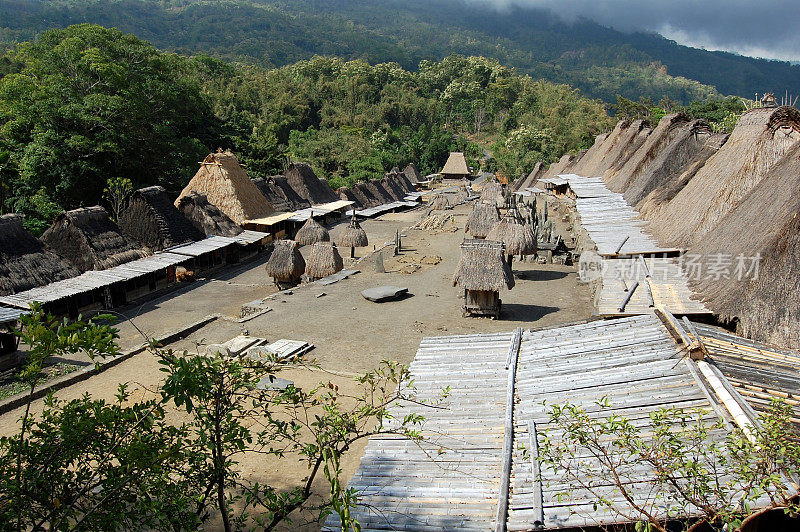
1, 0, 799, 104
0, 24, 613, 232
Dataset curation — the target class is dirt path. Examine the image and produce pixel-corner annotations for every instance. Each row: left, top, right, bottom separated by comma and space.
0, 203, 592, 530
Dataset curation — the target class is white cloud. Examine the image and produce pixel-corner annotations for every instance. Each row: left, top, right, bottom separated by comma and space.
462, 0, 800, 61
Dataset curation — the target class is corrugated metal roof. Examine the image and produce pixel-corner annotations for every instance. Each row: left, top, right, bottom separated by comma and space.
347, 200, 419, 218
287, 200, 355, 222
167, 235, 237, 257
0, 251, 189, 308
0, 306, 26, 325
234, 230, 270, 245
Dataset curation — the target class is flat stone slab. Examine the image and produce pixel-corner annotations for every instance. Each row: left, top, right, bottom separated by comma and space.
256, 376, 293, 391
316, 269, 360, 286
361, 285, 409, 302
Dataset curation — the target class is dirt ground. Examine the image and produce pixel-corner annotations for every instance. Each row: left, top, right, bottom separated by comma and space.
0, 202, 592, 530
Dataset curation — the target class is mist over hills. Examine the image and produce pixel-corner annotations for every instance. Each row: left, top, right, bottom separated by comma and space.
1, 0, 799, 103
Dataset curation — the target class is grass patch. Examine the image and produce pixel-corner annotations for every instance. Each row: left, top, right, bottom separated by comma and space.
0, 363, 80, 401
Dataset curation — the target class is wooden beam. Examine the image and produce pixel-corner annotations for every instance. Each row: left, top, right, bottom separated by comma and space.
527, 420, 545, 530
495, 327, 523, 532
617, 281, 639, 313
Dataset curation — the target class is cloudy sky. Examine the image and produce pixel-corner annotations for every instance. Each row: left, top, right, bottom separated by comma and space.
465, 0, 800, 62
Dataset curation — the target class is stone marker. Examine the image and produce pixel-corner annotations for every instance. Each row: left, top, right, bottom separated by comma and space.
361, 285, 409, 302
374, 251, 385, 273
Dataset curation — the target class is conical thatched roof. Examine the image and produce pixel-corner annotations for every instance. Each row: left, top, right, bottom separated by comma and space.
480, 181, 505, 205
251, 177, 292, 212
305, 242, 343, 280
441, 152, 470, 177
465, 202, 500, 239
430, 194, 452, 210
40, 206, 150, 272
285, 163, 338, 205
177, 150, 274, 224
265, 240, 305, 283
403, 163, 421, 183
486, 212, 536, 256
176, 192, 243, 237
294, 216, 330, 246
452, 239, 514, 291
336, 216, 368, 248
688, 141, 800, 348
119, 186, 204, 252
649, 106, 800, 247
0, 213, 80, 296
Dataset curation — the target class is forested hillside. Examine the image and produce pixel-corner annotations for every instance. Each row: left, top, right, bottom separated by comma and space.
0, 25, 612, 232
1, 0, 799, 103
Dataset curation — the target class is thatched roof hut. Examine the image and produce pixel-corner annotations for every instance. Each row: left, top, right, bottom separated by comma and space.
430, 194, 452, 210
285, 163, 338, 205
364, 180, 394, 205
40, 206, 149, 272
294, 216, 330, 246
403, 163, 421, 184
452, 239, 515, 292
177, 150, 274, 224
512, 162, 545, 192
441, 152, 471, 179
336, 216, 368, 248
119, 186, 204, 252
0, 213, 79, 296
305, 242, 343, 281
465, 202, 500, 239
350, 182, 380, 208
649, 106, 800, 247
486, 212, 536, 256
688, 141, 800, 348
265, 240, 305, 287
272, 176, 312, 210
381, 176, 406, 201
479, 181, 505, 205
176, 192, 243, 237
251, 177, 292, 212
605, 113, 694, 194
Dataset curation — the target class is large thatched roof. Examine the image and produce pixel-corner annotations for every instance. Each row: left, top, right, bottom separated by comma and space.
688, 141, 800, 348
40, 206, 150, 272
294, 216, 330, 246
305, 242, 343, 280
479, 181, 505, 205
119, 186, 204, 252
0, 213, 79, 296
265, 240, 305, 283
649, 106, 800, 247
465, 202, 500, 239
452, 239, 514, 291
441, 152, 470, 177
285, 163, 338, 205
512, 162, 545, 192
251, 177, 292, 212
336, 216, 368, 248
486, 212, 536, 256
403, 163, 421, 183
605, 113, 694, 193
177, 150, 274, 224
176, 192, 243, 237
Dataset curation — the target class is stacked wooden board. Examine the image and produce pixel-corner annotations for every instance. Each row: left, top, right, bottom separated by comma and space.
325, 316, 791, 530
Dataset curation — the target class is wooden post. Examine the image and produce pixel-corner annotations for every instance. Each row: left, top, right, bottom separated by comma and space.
618, 281, 639, 313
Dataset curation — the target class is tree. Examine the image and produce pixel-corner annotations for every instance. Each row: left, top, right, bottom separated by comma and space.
0, 304, 198, 530
539, 398, 800, 532
102, 177, 132, 222
0, 306, 434, 530
0, 24, 215, 227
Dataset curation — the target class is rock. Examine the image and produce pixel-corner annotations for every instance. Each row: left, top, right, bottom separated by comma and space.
400, 264, 421, 274
361, 285, 409, 302
420, 255, 442, 265
256, 376, 293, 391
